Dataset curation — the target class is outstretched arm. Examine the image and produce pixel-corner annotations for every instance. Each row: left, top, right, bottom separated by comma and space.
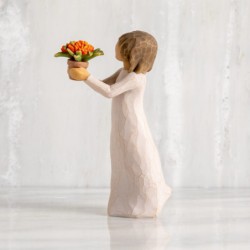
68, 67, 141, 98
84, 73, 139, 98
67, 60, 121, 86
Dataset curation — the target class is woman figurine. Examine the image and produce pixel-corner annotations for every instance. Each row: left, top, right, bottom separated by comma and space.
68, 30, 172, 218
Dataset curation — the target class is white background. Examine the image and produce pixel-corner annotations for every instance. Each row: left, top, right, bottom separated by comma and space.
0, 0, 249, 188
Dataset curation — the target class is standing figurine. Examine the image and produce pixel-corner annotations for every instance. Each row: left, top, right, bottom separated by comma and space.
68, 31, 172, 218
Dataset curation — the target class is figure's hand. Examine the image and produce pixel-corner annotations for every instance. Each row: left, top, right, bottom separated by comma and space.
68, 67, 90, 81
67, 59, 89, 69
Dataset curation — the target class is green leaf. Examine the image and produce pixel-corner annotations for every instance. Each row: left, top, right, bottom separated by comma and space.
54, 52, 71, 58
76, 50, 82, 56
67, 48, 75, 56
88, 51, 93, 57
74, 54, 82, 62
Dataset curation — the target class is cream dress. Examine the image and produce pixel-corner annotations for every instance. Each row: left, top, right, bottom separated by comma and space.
85, 68, 172, 218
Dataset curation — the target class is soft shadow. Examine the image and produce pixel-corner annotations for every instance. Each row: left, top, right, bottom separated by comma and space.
107, 216, 170, 249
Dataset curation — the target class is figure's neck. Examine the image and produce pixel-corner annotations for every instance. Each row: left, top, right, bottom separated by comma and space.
123, 60, 130, 71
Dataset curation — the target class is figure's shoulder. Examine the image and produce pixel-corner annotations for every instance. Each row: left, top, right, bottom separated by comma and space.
131, 71, 147, 84
123, 69, 146, 78
117, 69, 146, 85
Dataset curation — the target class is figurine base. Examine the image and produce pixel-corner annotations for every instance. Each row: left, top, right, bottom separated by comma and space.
107, 186, 172, 218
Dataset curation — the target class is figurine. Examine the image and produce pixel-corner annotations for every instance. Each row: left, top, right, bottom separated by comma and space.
68, 31, 172, 218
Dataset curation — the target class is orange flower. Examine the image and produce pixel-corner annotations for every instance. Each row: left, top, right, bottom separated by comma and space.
61, 40, 94, 55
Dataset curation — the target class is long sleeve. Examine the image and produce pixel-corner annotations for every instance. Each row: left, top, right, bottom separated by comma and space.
84, 72, 140, 98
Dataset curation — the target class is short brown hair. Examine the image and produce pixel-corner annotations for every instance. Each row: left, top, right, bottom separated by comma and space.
117, 30, 158, 74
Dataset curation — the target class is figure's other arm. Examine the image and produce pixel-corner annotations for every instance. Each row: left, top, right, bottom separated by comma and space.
101, 68, 122, 85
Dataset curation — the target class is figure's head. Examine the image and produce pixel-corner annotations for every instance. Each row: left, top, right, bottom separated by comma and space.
115, 30, 158, 74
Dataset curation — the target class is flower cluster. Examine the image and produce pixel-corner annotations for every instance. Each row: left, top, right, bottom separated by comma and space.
55, 40, 104, 62
61, 40, 94, 55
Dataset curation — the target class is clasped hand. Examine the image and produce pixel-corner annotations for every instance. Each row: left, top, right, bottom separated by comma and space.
67, 59, 90, 81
